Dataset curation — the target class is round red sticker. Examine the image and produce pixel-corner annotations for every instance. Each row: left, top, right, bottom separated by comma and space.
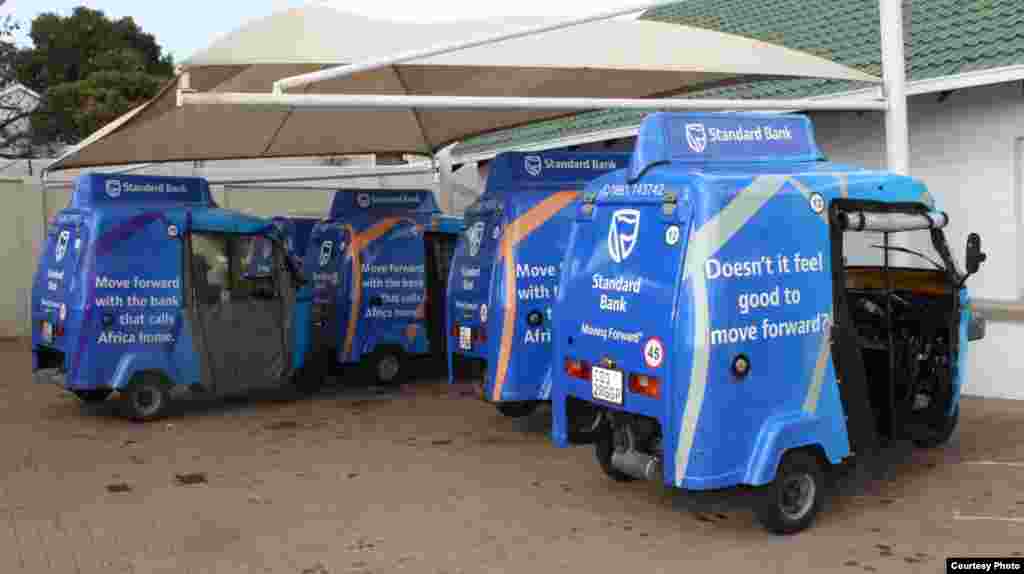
644, 337, 665, 369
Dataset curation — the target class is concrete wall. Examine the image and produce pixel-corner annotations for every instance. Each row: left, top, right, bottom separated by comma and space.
0, 179, 46, 338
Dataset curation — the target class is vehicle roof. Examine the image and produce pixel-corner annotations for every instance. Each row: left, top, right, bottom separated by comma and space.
70, 172, 212, 208
586, 112, 921, 204
486, 151, 630, 192
188, 208, 272, 234
329, 189, 440, 219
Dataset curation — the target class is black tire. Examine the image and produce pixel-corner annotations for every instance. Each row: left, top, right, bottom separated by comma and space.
496, 401, 539, 418
754, 450, 826, 535
566, 401, 604, 445
368, 347, 406, 386
594, 427, 636, 483
294, 350, 329, 395
913, 405, 959, 448
74, 389, 112, 404
123, 375, 172, 422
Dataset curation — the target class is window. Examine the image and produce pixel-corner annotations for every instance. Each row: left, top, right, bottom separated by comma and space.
191, 233, 278, 304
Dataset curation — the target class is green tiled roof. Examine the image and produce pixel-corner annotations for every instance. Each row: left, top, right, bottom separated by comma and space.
454, 0, 1024, 157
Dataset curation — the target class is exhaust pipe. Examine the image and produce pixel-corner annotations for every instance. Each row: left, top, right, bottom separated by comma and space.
611, 449, 661, 481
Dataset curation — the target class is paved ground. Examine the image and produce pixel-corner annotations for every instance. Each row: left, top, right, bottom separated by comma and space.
2, 340, 1023, 573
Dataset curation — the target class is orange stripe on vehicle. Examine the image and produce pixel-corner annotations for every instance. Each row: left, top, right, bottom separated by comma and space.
342, 218, 414, 358
491, 191, 579, 402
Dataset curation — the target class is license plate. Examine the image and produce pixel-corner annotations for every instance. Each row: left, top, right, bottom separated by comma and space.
591, 366, 623, 405
459, 326, 472, 350
41, 321, 53, 343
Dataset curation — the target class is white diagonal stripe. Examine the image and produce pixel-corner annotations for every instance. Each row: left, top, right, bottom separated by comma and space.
675, 175, 789, 486
802, 324, 832, 414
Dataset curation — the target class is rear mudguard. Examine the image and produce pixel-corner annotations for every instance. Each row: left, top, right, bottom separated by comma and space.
108, 351, 189, 391
744, 412, 848, 486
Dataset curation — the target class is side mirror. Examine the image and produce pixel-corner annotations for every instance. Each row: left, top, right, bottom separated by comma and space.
965, 232, 986, 275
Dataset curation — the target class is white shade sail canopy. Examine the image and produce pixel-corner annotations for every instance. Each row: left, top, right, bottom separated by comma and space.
48, 3, 880, 172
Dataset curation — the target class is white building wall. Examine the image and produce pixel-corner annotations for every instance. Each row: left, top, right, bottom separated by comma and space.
809, 82, 1024, 400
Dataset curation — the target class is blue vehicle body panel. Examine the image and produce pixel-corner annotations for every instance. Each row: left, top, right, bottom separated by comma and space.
302, 190, 461, 366
246, 216, 320, 278
550, 112, 969, 490
446, 151, 628, 404
31, 173, 304, 395
302, 222, 352, 362
271, 216, 319, 269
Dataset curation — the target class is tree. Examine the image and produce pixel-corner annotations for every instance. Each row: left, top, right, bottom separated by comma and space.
11, 6, 174, 154
0, 15, 40, 158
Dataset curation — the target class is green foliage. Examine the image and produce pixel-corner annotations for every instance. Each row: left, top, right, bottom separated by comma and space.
12, 6, 174, 150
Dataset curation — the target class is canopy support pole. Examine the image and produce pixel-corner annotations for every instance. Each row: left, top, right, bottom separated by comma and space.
879, 0, 909, 175
180, 92, 889, 112
272, 1, 676, 93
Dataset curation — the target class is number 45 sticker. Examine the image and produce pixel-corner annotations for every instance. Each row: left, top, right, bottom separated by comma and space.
644, 337, 665, 369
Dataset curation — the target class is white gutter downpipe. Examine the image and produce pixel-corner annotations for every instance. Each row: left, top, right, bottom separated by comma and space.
879, 0, 910, 175
271, 1, 676, 94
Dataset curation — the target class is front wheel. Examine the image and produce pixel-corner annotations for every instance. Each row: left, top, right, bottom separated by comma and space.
74, 389, 112, 404
754, 450, 826, 535
123, 375, 172, 422
496, 401, 539, 418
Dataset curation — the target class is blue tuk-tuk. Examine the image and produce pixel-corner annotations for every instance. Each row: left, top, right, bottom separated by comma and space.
31, 173, 313, 420
446, 151, 626, 431
301, 190, 464, 386
549, 112, 987, 533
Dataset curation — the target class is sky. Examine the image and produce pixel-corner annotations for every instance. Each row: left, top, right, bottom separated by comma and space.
6, 0, 645, 61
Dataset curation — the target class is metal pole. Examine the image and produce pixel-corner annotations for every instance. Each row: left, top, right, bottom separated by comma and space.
879, 0, 910, 174
435, 146, 455, 214
272, 1, 675, 94
204, 166, 435, 186
183, 92, 889, 112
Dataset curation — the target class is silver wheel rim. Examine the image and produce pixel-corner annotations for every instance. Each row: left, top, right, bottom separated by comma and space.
377, 355, 400, 382
779, 473, 816, 521
133, 386, 162, 417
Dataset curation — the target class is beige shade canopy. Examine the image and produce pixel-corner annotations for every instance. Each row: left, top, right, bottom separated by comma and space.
48, 3, 880, 172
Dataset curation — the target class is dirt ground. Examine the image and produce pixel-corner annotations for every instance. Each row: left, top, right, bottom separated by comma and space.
2, 340, 1023, 573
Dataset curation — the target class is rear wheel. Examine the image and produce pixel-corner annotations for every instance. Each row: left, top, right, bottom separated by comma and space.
913, 405, 959, 448
294, 349, 329, 394
594, 425, 636, 483
754, 450, 825, 535
74, 389, 112, 404
566, 399, 603, 444
369, 347, 406, 386
123, 375, 172, 422
496, 401, 539, 418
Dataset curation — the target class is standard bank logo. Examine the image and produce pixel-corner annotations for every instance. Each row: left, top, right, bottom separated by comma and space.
319, 241, 334, 268
685, 123, 708, 153
54, 230, 70, 262
608, 209, 640, 263
524, 155, 542, 177
356, 193, 372, 209
105, 179, 122, 198
467, 221, 485, 257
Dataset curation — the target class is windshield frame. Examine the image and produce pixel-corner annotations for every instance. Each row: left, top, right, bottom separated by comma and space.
833, 199, 965, 286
